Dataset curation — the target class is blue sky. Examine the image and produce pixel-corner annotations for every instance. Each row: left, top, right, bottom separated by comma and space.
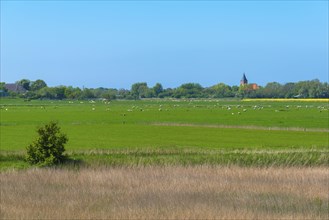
1, 1, 328, 89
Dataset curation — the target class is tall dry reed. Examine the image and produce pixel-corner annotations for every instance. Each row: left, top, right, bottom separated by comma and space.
1, 166, 328, 219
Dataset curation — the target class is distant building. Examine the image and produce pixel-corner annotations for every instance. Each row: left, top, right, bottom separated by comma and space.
4, 83, 27, 93
240, 73, 258, 90
240, 73, 248, 85
249, 83, 259, 90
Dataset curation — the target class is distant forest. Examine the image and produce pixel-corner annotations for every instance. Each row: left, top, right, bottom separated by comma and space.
1, 79, 328, 100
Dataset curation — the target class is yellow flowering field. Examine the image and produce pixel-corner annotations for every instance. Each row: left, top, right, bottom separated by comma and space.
243, 98, 329, 102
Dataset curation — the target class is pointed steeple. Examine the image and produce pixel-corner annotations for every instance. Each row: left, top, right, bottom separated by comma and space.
240, 73, 248, 85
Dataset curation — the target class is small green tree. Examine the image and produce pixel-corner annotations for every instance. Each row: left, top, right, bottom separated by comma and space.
26, 121, 68, 166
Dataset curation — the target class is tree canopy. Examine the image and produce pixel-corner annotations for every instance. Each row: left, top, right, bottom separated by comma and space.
2, 78, 328, 100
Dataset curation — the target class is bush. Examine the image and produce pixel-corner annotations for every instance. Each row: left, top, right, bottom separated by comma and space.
26, 121, 68, 166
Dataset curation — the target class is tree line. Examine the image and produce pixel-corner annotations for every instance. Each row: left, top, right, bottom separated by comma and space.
1, 79, 328, 100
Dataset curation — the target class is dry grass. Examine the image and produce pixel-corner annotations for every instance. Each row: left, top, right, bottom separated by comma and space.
1, 166, 328, 219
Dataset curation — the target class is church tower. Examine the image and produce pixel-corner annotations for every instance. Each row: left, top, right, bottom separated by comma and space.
240, 73, 248, 85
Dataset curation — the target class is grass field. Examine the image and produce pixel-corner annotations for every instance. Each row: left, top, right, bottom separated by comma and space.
1, 98, 328, 168
1, 98, 328, 219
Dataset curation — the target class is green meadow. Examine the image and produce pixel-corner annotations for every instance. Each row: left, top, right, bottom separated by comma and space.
1, 98, 328, 169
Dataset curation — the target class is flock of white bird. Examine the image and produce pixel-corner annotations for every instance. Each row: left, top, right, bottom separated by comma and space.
1, 101, 328, 115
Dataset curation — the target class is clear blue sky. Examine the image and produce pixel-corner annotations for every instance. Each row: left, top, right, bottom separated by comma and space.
1, 1, 328, 89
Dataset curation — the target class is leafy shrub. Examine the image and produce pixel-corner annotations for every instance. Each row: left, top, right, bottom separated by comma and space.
26, 121, 68, 166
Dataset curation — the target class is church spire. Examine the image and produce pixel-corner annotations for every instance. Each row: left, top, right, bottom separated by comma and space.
240, 73, 248, 85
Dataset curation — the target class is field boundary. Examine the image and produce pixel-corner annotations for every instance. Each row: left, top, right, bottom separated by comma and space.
1, 148, 328, 170
150, 122, 329, 132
